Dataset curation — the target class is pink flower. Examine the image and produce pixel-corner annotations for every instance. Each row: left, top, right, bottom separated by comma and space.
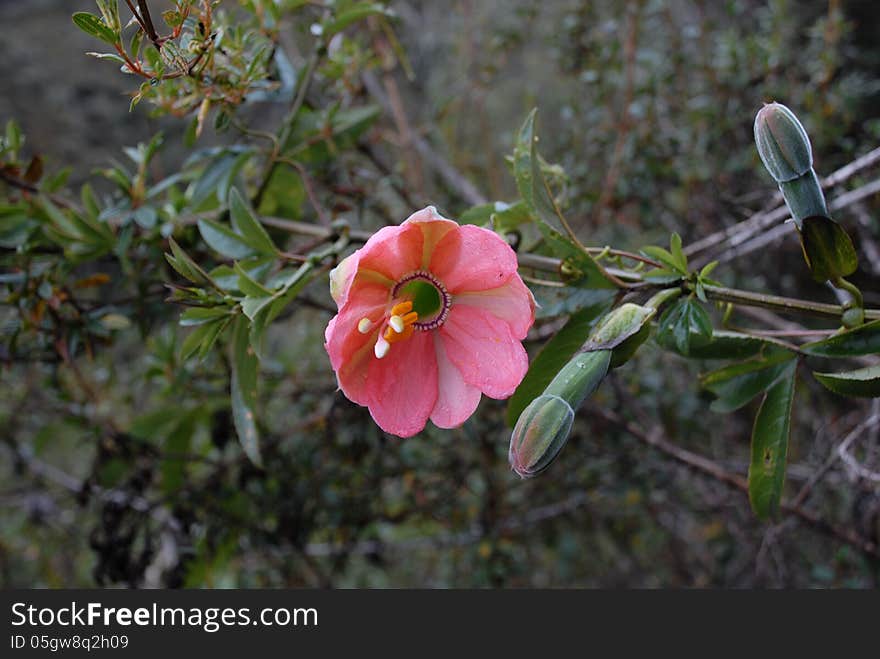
324, 206, 536, 438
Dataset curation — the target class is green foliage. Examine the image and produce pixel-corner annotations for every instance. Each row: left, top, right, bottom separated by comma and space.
813, 365, 880, 398
701, 351, 797, 414
748, 361, 797, 520
655, 297, 713, 357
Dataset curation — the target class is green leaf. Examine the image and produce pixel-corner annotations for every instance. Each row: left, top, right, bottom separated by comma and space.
228, 188, 278, 256
669, 233, 687, 273
180, 306, 231, 327
641, 245, 686, 275
813, 364, 880, 398
506, 305, 607, 426
249, 262, 314, 358
165, 238, 216, 287
72, 12, 118, 44
460, 200, 533, 233
210, 256, 275, 292
657, 329, 784, 360
513, 109, 616, 290
181, 316, 230, 361
799, 215, 858, 282
701, 351, 796, 413
231, 316, 262, 466
198, 218, 257, 259
801, 319, 880, 357
234, 261, 274, 298
656, 298, 712, 356
748, 361, 797, 520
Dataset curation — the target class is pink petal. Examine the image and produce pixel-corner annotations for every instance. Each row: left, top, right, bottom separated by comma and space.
402, 206, 459, 266
429, 224, 519, 293
366, 330, 438, 437
439, 304, 529, 399
324, 283, 389, 403
453, 275, 536, 340
329, 252, 360, 307
430, 332, 482, 429
356, 222, 424, 282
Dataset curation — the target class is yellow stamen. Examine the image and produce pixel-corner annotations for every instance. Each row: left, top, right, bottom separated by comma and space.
391, 300, 413, 316
401, 311, 418, 325
357, 317, 373, 334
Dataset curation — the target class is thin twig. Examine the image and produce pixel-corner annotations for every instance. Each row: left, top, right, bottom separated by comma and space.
592, 406, 880, 560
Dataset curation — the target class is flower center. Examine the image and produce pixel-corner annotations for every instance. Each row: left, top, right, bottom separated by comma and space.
357, 270, 451, 359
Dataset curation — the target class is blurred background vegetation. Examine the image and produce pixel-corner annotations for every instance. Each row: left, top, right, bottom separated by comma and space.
1, 0, 879, 587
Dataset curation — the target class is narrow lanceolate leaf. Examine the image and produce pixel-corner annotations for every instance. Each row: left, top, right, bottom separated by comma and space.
748, 361, 797, 520
165, 238, 216, 287
231, 316, 262, 466
506, 305, 606, 426
813, 364, 880, 398
801, 319, 880, 357
228, 188, 278, 256
656, 330, 785, 361
701, 350, 796, 413
198, 218, 256, 259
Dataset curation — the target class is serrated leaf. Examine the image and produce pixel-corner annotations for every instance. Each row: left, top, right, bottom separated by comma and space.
228, 188, 277, 256
506, 304, 607, 426
748, 361, 797, 519
801, 319, 880, 357
513, 109, 616, 290
231, 316, 261, 466
701, 351, 796, 413
198, 218, 256, 259
813, 364, 880, 398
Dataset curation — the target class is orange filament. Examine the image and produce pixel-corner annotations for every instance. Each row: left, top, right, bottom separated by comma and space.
391, 301, 413, 316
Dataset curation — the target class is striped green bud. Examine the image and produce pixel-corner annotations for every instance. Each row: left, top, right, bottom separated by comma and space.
754, 102, 828, 227
509, 395, 575, 478
509, 350, 611, 478
754, 102, 813, 183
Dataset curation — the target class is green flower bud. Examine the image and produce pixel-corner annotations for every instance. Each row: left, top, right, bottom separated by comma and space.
754, 103, 829, 227
509, 394, 574, 478
508, 350, 611, 478
583, 303, 655, 367
754, 102, 813, 183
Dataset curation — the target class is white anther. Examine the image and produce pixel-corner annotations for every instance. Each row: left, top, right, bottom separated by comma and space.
357, 317, 373, 334
388, 315, 405, 333
374, 336, 390, 359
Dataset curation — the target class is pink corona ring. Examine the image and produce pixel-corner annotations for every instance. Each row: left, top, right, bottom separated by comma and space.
324, 206, 536, 438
